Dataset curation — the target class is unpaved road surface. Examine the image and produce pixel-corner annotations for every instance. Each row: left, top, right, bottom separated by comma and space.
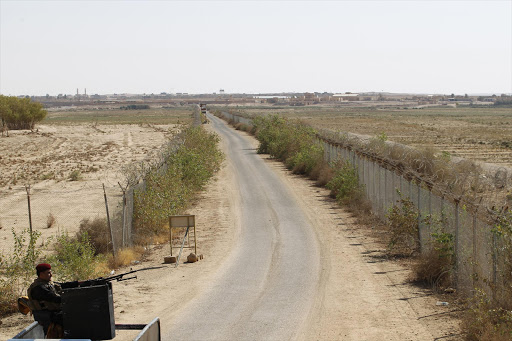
1, 115, 461, 340
163, 114, 462, 340
164, 114, 321, 340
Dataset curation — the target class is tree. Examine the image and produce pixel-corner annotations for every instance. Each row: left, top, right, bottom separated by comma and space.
0, 96, 47, 130
0, 96, 12, 135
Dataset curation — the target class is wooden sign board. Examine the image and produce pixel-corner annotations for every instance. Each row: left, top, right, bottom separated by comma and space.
169, 215, 196, 256
170, 215, 195, 228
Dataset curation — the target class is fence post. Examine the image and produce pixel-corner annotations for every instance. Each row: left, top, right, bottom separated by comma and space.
384, 167, 388, 216
454, 199, 460, 289
25, 184, 35, 259
492, 219, 497, 301
25, 184, 33, 234
119, 182, 127, 248
472, 206, 478, 290
103, 184, 115, 256
417, 181, 422, 250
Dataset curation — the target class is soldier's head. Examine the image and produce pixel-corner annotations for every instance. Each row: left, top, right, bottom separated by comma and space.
36, 263, 52, 281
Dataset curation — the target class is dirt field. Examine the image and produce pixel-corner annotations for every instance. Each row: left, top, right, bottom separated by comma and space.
0, 107, 192, 252
232, 105, 512, 167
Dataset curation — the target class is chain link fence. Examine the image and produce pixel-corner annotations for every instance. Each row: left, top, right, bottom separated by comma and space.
0, 182, 132, 256
321, 138, 511, 297
0, 106, 204, 255
217, 110, 512, 298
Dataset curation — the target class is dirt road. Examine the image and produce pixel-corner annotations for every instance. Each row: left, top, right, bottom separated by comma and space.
1, 116, 461, 340
164, 114, 321, 340
161, 114, 462, 340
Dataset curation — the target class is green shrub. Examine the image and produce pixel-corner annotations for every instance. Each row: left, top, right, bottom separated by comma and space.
69, 170, 82, 181
326, 160, 364, 206
492, 208, 512, 285
386, 191, 419, 255
48, 232, 107, 282
412, 214, 454, 289
491, 208, 512, 310
133, 126, 223, 242
253, 114, 324, 176
461, 209, 512, 340
0, 228, 42, 316
286, 141, 324, 175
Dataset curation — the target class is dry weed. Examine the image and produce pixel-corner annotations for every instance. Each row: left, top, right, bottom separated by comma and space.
312, 162, 334, 186
68, 170, 82, 181
462, 289, 512, 341
46, 213, 56, 228
410, 248, 452, 290
347, 198, 375, 225
0, 283, 18, 316
78, 217, 110, 254
108, 246, 145, 269
134, 228, 169, 246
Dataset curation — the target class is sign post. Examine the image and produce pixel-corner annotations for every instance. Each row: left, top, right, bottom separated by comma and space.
169, 215, 196, 257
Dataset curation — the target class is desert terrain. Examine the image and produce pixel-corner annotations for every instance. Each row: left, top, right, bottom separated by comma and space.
1, 116, 463, 340
232, 106, 512, 167
0, 107, 192, 252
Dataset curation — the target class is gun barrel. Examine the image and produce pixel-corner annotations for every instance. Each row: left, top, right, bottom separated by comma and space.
117, 275, 137, 282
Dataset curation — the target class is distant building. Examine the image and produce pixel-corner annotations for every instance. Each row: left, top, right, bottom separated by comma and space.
332, 93, 360, 101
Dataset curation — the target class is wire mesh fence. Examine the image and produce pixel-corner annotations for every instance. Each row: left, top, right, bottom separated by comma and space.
217, 110, 512, 298
320, 137, 510, 297
0, 182, 133, 256
1, 106, 203, 260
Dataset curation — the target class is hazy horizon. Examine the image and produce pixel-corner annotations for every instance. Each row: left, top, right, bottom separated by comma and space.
17, 90, 512, 97
1, 1, 511, 96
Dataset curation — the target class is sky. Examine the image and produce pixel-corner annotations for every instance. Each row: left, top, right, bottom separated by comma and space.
0, 0, 511, 96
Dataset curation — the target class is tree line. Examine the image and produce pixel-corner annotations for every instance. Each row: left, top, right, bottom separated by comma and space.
0, 95, 47, 130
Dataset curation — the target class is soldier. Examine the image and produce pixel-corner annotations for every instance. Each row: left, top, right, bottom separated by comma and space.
27, 263, 64, 337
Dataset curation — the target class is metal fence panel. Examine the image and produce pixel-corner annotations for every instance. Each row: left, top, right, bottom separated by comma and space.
456, 206, 476, 293
418, 186, 432, 251
220, 112, 509, 299
475, 215, 495, 296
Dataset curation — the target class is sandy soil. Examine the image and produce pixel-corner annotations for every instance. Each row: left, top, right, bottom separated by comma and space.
0, 124, 177, 251
0, 126, 462, 340
239, 105, 512, 168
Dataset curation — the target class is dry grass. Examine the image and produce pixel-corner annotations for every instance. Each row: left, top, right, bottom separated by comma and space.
0, 283, 18, 316
236, 105, 512, 167
410, 249, 452, 290
78, 217, 110, 254
44, 106, 194, 125
234, 122, 251, 132
68, 170, 82, 181
311, 161, 334, 186
462, 289, 512, 341
107, 246, 146, 269
134, 228, 170, 246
